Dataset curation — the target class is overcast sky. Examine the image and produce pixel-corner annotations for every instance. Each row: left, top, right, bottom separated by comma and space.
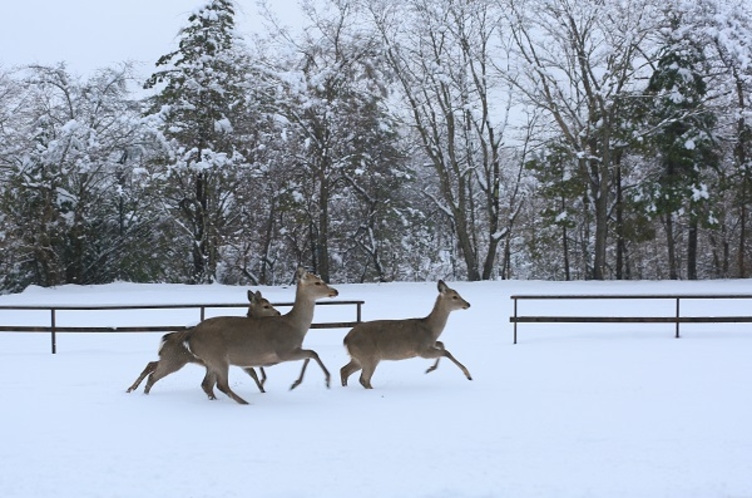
1, 0, 303, 77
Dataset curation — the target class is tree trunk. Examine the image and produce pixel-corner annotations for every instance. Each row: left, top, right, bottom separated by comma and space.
181, 170, 210, 284
665, 214, 678, 280
562, 224, 571, 281
734, 77, 749, 278
482, 237, 501, 280
740, 203, 747, 278
195, 172, 208, 283
591, 144, 610, 280
615, 160, 626, 280
687, 218, 698, 280
317, 171, 331, 283
453, 208, 481, 281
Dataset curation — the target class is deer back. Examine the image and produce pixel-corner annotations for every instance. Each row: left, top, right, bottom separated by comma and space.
184, 315, 284, 366
343, 280, 470, 362
186, 268, 338, 368
344, 318, 434, 361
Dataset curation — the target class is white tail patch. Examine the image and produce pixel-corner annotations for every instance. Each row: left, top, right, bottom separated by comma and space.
183, 338, 194, 357
158, 333, 172, 355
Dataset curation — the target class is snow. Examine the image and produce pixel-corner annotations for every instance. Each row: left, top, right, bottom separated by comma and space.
1, 278, 752, 497
692, 183, 710, 201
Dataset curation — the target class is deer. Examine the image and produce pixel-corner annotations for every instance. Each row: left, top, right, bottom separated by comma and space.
184, 267, 338, 404
340, 280, 472, 389
126, 290, 281, 395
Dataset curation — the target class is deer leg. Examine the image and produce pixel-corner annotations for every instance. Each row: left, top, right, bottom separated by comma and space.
425, 341, 445, 375
358, 360, 379, 389
242, 367, 266, 394
340, 359, 362, 387
419, 346, 472, 381
127, 360, 158, 393
212, 366, 249, 405
289, 358, 310, 390
259, 367, 267, 388
143, 355, 192, 394
440, 350, 473, 381
283, 348, 330, 390
201, 370, 218, 400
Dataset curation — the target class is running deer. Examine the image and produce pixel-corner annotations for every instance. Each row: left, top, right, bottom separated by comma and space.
126, 290, 280, 395
340, 280, 472, 389
184, 267, 338, 404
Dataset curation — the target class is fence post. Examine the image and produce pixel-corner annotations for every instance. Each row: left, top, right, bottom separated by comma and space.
513, 297, 518, 345
675, 297, 681, 339
51, 309, 57, 354
356, 302, 362, 323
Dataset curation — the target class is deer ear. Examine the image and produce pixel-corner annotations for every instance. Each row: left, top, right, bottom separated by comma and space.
247, 290, 255, 303
296, 266, 307, 280
437, 280, 448, 293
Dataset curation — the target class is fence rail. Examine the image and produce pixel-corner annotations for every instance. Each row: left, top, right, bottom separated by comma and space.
0, 300, 364, 354
509, 294, 752, 344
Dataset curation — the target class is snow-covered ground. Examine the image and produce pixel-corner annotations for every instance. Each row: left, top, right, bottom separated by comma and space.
1, 278, 751, 498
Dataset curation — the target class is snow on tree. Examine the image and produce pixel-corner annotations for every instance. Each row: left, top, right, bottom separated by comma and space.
643, 9, 719, 279
144, 0, 255, 284
0, 64, 166, 290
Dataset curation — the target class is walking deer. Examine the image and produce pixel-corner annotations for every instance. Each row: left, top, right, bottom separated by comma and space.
185, 267, 338, 404
126, 290, 280, 395
340, 280, 472, 389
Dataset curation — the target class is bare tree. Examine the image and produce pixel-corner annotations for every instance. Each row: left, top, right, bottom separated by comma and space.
502, 0, 662, 278
262, 0, 406, 282
366, 0, 523, 280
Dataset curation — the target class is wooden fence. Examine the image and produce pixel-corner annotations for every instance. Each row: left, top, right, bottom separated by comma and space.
0, 300, 364, 353
509, 294, 752, 344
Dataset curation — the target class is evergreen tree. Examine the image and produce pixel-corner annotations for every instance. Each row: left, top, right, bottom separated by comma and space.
144, 0, 253, 283
645, 16, 719, 279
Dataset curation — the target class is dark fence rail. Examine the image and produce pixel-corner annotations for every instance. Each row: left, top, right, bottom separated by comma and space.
509, 294, 752, 344
0, 300, 364, 353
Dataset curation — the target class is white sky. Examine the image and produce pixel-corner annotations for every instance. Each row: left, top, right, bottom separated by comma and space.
1, 0, 304, 77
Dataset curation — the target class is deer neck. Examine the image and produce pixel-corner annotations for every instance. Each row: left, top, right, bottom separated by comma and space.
284, 285, 317, 332
423, 297, 451, 341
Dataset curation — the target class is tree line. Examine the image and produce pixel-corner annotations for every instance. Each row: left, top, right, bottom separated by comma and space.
1, 0, 751, 291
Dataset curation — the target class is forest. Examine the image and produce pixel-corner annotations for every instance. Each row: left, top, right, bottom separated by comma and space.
1, 0, 752, 291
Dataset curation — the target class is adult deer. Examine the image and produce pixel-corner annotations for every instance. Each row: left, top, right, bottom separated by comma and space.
185, 267, 338, 404
126, 290, 280, 395
340, 280, 472, 389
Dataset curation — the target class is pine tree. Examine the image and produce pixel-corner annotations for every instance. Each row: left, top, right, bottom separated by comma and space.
144, 0, 252, 283
645, 16, 718, 279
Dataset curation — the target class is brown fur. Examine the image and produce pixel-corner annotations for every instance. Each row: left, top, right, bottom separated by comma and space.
340, 280, 472, 389
126, 290, 280, 395
185, 268, 338, 404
